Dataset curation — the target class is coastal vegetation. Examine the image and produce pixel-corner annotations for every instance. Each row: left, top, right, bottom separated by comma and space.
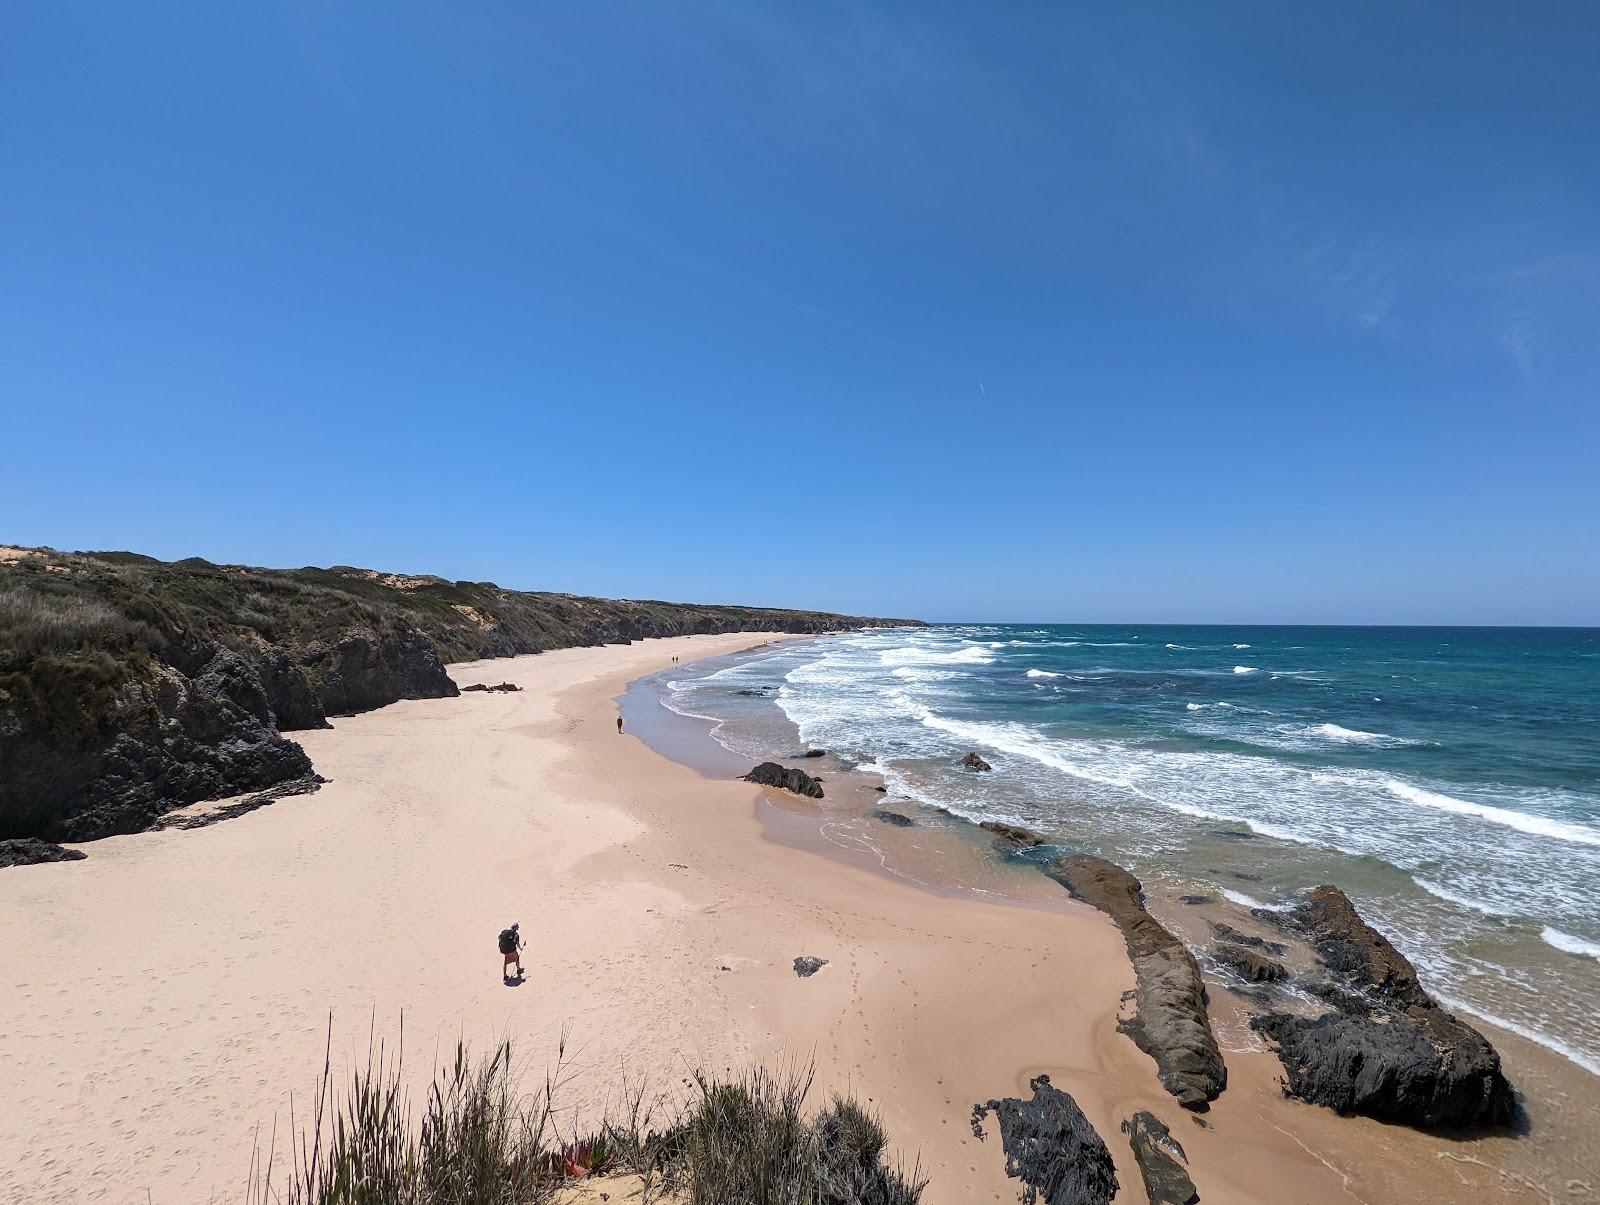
246, 1031, 926, 1205
0, 545, 919, 846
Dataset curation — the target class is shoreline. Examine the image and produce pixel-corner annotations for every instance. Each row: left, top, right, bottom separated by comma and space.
625, 636, 1600, 1198
0, 635, 1590, 1202
631, 639, 1600, 1078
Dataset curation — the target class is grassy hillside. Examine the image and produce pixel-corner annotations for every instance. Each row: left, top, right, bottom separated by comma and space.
0, 546, 919, 844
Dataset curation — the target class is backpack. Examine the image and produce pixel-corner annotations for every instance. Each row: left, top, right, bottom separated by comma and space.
498, 928, 518, 955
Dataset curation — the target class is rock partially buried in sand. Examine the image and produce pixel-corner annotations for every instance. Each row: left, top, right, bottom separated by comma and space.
873, 810, 915, 827
1179, 895, 1214, 906
461, 681, 520, 693
802, 748, 826, 758
1250, 885, 1515, 1129
0, 838, 88, 868
1045, 855, 1227, 1110
973, 1074, 1118, 1205
961, 751, 992, 772
742, 762, 825, 799
793, 956, 828, 977
1121, 1111, 1199, 1205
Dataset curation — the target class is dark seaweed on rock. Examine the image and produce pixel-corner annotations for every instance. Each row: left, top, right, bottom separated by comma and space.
0, 547, 916, 842
972, 1075, 1118, 1205
1250, 885, 1515, 1129
1045, 855, 1227, 1109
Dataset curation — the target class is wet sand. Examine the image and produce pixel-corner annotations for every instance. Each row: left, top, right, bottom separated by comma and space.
0, 635, 1589, 1203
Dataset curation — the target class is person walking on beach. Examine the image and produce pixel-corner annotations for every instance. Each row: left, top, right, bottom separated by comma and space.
498, 923, 524, 981
617, 715, 623, 734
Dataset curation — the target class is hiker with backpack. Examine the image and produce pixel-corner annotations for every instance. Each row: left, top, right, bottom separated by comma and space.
498, 923, 524, 982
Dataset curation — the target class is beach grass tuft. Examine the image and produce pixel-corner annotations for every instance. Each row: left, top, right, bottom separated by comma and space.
246, 1026, 925, 1204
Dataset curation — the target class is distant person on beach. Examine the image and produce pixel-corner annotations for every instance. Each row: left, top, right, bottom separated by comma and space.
498, 923, 524, 981
617, 715, 623, 734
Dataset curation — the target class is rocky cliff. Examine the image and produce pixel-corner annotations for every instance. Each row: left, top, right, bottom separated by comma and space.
0, 546, 920, 844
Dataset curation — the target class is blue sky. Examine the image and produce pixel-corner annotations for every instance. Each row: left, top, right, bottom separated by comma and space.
3, 3, 1596, 624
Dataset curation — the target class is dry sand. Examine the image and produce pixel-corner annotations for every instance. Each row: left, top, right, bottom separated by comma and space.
0, 635, 1582, 1203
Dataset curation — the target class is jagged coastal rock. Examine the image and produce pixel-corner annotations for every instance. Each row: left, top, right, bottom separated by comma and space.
0, 838, 88, 868
973, 1074, 1118, 1205
1046, 855, 1227, 1109
873, 810, 914, 827
461, 682, 521, 693
793, 956, 828, 977
961, 751, 992, 772
1120, 1111, 1199, 1205
0, 548, 917, 843
742, 762, 826, 799
1250, 885, 1515, 1129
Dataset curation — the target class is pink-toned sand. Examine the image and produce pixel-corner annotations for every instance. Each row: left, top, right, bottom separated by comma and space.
0, 635, 1578, 1202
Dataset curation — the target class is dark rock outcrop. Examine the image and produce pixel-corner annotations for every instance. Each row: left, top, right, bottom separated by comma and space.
301, 627, 458, 716
802, 748, 826, 758
1250, 885, 1515, 1129
981, 820, 1045, 853
1213, 944, 1287, 983
962, 751, 992, 772
257, 648, 328, 730
1, 651, 315, 842
1046, 855, 1226, 1109
461, 682, 521, 693
0, 838, 88, 868
972, 1075, 1118, 1205
1282, 885, 1426, 1007
1179, 895, 1214, 906
742, 762, 825, 799
793, 956, 828, 977
1120, 1111, 1199, 1205
873, 810, 914, 827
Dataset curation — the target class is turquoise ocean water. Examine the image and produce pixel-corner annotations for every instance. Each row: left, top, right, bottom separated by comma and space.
663, 624, 1600, 1077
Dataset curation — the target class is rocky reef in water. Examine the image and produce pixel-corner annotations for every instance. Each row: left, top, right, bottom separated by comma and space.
1250, 885, 1516, 1129
0, 546, 919, 843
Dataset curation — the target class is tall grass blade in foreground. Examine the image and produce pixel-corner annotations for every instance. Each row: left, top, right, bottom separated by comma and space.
247, 1025, 925, 1204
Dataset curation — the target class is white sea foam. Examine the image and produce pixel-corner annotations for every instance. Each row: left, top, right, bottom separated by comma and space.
1292, 723, 1418, 748
1233, 666, 1258, 675
1220, 888, 1269, 909
1026, 669, 1063, 679
1233, 643, 1251, 649
1414, 878, 1516, 917
890, 666, 959, 682
911, 710, 1139, 793
878, 644, 996, 667
1434, 993, 1600, 1078
1165, 643, 1190, 650
1542, 927, 1600, 964
1385, 780, 1600, 848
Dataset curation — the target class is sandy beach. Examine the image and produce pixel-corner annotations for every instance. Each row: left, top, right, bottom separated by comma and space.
0, 634, 1587, 1203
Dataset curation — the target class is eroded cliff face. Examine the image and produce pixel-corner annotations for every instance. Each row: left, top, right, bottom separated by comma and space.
0, 547, 918, 843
